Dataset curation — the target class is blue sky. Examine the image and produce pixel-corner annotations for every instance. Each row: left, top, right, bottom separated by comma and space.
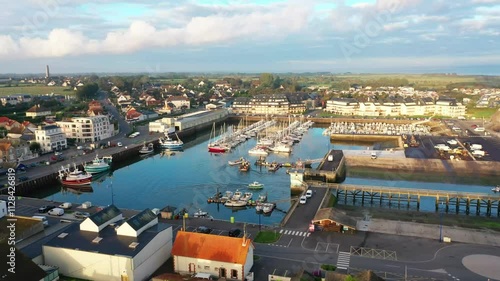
0, 0, 499, 74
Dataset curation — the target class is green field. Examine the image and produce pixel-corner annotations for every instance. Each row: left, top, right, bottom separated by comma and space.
466, 107, 499, 119
332, 74, 478, 89
0, 85, 74, 96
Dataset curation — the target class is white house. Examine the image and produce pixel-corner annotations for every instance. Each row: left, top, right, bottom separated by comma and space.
171, 231, 254, 281
166, 96, 190, 109
0, 200, 6, 218
34, 125, 67, 153
57, 115, 115, 143
43, 205, 173, 281
26, 105, 52, 118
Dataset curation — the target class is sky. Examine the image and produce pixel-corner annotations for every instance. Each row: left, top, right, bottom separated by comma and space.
1, 0, 499, 75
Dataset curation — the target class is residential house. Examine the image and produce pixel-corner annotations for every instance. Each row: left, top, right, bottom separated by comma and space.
57, 116, 115, 143
35, 125, 67, 153
87, 100, 104, 116
126, 109, 144, 122
43, 206, 173, 281
26, 104, 52, 118
171, 231, 254, 281
166, 96, 190, 109
0, 140, 34, 162
47, 81, 56, 86
0, 96, 19, 106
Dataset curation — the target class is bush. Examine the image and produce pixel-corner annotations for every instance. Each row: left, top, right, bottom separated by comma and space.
320, 264, 336, 271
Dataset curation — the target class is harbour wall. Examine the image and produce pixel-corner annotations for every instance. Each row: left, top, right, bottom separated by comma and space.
344, 155, 500, 177
330, 134, 404, 148
228, 115, 419, 125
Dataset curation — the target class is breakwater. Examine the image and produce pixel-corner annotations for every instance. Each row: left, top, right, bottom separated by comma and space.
330, 134, 403, 148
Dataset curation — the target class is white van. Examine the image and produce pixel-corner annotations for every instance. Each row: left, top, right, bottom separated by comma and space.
32, 216, 49, 227
472, 150, 485, 157
48, 208, 64, 216
59, 202, 72, 209
470, 144, 483, 150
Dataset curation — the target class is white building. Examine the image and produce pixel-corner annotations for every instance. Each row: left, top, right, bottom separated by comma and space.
172, 231, 254, 281
57, 116, 115, 143
43, 206, 173, 281
34, 125, 67, 153
325, 98, 359, 115
148, 118, 175, 134
0, 200, 6, 218
434, 99, 466, 117
166, 96, 190, 109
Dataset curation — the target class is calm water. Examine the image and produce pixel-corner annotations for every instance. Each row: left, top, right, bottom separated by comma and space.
37, 128, 499, 223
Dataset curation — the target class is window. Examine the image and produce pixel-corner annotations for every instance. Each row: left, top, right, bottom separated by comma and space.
231, 269, 238, 279
204, 266, 210, 270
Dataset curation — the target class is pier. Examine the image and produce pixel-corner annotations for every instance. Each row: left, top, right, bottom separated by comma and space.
307, 182, 500, 217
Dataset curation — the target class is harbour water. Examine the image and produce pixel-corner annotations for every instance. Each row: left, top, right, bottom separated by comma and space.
35, 127, 499, 224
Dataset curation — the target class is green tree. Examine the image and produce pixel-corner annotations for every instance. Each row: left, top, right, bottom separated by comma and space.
76, 83, 99, 100
260, 73, 274, 87
29, 142, 41, 153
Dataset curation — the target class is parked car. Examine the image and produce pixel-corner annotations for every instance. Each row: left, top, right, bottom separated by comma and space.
196, 226, 212, 234
228, 228, 241, 237
117, 142, 123, 147
306, 190, 313, 198
54, 151, 63, 156
77, 146, 83, 150
73, 212, 90, 219
299, 196, 307, 204
48, 208, 64, 216
38, 205, 56, 213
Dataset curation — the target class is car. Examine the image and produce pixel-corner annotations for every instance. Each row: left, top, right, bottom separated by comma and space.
306, 190, 313, 198
77, 146, 83, 150
196, 226, 212, 234
54, 151, 63, 156
73, 212, 90, 219
228, 228, 241, 237
471, 124, 478, 129
299, 196, 307, 204
117, 142, 123, 147
447, 140, 458, 145
38, 205, 56, 213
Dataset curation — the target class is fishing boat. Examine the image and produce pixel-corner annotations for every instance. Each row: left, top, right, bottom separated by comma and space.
248, 181, 264, 189
225, 200, 247, 207
228, 157, 245, 166
231, 190, 243, 201
193, 209, 210, 218
239, 161, 250, 172
270, 143, 292, 153
262, 203, 276, 214
159, 132, 183, 150
256, 193, 267, 203
241, 192, 253, 202
83, 155, 112, 174
492, 186, 500, 193
268, 162, 280, 172
221, 191, 234, 201
58, 165, 92, 186
255, 203, 264, 213
139, 143, 154, 154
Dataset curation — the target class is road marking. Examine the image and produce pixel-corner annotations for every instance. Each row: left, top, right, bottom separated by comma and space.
173, 225, 182, 231
218, 230, 224, 235
279, 229, 284, 234
337, 251, 351, 269
287, 238, 293, 247
307, 233, 311, 237
303, 232, 307, 237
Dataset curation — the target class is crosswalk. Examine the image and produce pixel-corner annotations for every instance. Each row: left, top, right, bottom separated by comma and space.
279, 229, 311, 237
336, 251, 351, 270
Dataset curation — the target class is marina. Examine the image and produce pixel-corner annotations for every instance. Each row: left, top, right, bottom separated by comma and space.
28, 127, 500, 225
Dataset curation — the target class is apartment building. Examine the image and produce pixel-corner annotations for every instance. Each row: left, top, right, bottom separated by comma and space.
57, 116, 115, 143
34, 125, 67, 153
325, 97, 466, 117
231, 93, 307, 115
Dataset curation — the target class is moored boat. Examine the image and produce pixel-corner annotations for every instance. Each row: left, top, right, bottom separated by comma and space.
248, 146, 268, 156
255, 203, 264, 213
159, 133, 183, 150
262, 203, 275, 214
58, 165, 92, 186
139, 143, 154, 154
228, 157, 245, 166
193, 209, 209, 218
492, 186, 500, 192
83, 155, 112, 174
248, 181, 264, 189
256, 193, 267, 203
239, 160, 250, 172
225, 200, 247, 207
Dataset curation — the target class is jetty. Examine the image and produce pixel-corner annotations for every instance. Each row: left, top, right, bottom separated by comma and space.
308, 183, 500, 217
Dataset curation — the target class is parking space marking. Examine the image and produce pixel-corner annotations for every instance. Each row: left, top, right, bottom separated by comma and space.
218, 230, 224, 235
315, 242, 328, 252
327, 243, 339, 253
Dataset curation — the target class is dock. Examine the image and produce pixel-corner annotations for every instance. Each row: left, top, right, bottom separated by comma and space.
308, 182, 500, 217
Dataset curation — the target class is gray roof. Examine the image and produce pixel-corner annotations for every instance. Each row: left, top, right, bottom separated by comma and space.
44, 222, 171, 257
88, 205, 121, 227
313, 208, 357, 229
125, 208, 157, 231
20, 223, 74, 259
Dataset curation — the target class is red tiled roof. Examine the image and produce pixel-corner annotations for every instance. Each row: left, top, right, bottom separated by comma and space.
0, 117, 11, 123
171, 231, 252, 264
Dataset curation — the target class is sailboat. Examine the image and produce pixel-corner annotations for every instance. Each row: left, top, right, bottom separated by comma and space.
208, 123, 229, 153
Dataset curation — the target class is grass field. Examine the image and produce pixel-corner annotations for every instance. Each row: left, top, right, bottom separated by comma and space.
253, 230, 281, 243
330, 74, 479, 89
466, 107, 499, 119
0, 85, 74, 96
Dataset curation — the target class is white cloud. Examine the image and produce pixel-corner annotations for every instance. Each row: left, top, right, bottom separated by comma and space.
0, 2, 312, 59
